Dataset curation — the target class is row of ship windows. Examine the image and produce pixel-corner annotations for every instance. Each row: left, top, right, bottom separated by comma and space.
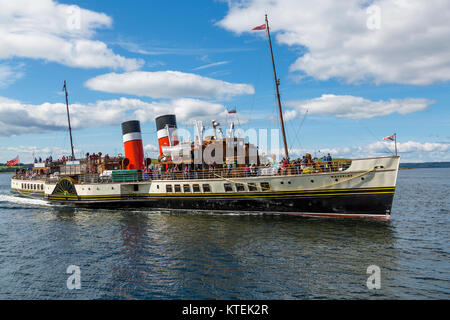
160, 182, 271, 193
21, 183, 44, 191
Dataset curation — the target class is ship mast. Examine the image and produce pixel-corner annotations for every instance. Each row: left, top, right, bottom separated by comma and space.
63, 80, 75, 160
265, 15, 289, 161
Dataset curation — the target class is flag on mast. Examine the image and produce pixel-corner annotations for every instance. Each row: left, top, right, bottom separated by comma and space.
252, 23, 266, 30
6, 156, 19, 167
383, 133, 398, 156
227, 107, 237, 114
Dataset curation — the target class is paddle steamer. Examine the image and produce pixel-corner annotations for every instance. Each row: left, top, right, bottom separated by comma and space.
10, 16, 400, 219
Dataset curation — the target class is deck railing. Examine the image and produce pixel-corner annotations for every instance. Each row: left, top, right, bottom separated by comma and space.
13, 160, 352, 184
77, 160, 352, 184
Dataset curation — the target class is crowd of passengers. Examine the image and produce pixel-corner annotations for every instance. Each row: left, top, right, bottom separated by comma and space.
144, 152, 335, 180
20, 152, 336, 181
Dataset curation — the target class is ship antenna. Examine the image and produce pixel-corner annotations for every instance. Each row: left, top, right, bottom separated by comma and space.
63, 80, 75, 160
265, 15, 289, 161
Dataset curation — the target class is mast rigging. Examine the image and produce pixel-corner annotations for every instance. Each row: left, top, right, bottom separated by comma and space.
63, 80, 75, 160
265, 14, 289, 161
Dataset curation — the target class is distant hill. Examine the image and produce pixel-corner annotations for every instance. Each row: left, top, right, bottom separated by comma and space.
0, 163, 33, 173
400, 162, 450, 169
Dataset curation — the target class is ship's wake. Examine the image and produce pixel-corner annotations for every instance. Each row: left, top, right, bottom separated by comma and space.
0, 194, 50, 207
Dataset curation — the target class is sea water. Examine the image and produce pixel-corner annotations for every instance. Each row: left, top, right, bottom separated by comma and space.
0, 169, 448, 299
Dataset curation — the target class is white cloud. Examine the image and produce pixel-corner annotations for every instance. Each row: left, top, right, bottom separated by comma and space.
0, 96, 241, 136
286, 94, 433, 119
85, 71, 255, 100
218, 0, 450, 85
143, 144, 159, 158
0, 63, 24, 87
282, 109, 298, 122
285, 141, 450, 162
0, 0, 142, 70
193, 60, 231, 70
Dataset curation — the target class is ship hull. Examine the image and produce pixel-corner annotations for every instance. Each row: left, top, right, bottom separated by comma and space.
47, 187, 394, 219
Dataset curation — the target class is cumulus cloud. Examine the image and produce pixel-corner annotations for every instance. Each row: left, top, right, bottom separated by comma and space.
285, 141, 450, 161
286, 94, 433, 119
282, 109, 298, 122
0, 96, 240, 136
0, 0, 142, 70
218, 0, 450, 85
85, 71, 255, 99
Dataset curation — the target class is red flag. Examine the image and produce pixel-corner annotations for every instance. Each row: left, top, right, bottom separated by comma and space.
227, 107, 236, 114
384, 134, 395, 141
6, 156, 19, 167
252, 24, 266, 30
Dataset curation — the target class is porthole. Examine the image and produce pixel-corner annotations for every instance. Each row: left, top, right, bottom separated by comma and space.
310, 180, 314, 183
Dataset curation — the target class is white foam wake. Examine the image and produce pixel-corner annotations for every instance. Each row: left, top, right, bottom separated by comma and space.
0, 194, 50, 207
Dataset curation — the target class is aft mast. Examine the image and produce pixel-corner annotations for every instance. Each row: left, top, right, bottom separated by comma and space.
63, 80, 75, 160
265, 15, 289, 161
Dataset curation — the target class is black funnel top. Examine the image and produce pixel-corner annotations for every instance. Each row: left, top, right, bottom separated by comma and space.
122, 120, 141, 135
155, 114, 177, 131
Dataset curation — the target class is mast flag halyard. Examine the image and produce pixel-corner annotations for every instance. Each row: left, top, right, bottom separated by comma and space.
253, 15, 289, 161
63, 80, 75, 160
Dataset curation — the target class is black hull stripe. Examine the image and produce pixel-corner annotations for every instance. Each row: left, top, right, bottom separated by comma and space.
46, 193, 395, 216
46, 187, 395, 201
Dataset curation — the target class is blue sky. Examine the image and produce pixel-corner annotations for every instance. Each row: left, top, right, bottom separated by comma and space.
0, 0, 449, 163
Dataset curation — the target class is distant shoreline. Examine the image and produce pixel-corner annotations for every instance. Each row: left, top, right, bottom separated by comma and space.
399, 162, 450, 169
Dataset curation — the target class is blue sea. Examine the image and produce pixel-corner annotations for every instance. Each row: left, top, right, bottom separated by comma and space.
0, 168, 448, 299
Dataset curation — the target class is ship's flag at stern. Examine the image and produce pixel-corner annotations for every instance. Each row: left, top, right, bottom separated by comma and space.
252, 24, 266, 30
6, 156, 19, 167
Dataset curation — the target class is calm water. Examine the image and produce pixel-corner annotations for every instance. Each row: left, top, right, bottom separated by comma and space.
0, 169, 448, 299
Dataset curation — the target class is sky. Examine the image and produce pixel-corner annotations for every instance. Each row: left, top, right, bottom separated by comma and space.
0, 0, 449, 163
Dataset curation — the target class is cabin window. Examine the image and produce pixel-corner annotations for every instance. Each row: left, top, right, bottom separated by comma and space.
156, 185, 160, 189
248, 183, 257, 191
202, 184, 211, 192
224, 183, 233, 192
166, 185, 173, 193
192, 184, 201, 193
133, 184, 139, 192
260, 182, 270, 191
236, 183, 245, 192
183, 184, 191, 193
174, 184, 181, 193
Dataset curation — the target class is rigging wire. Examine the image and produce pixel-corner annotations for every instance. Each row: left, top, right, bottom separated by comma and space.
357, 121, 395, 155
